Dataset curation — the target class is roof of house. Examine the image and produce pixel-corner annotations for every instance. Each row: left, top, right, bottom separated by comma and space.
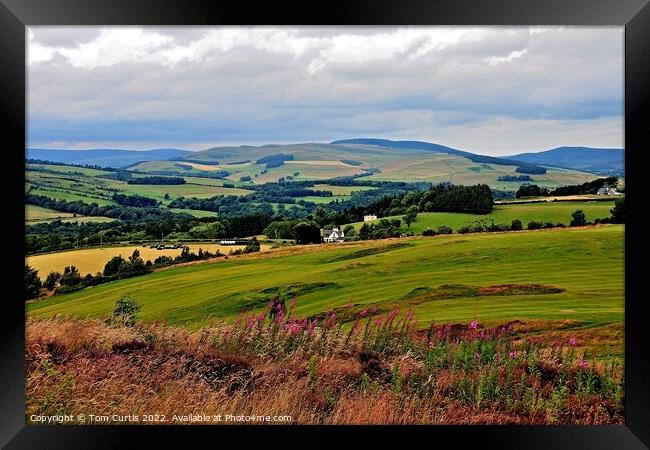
324, 229, 344, 238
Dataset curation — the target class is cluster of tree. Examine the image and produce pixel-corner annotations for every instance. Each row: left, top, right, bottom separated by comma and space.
516, 177, 619, 198
112, 193, 159, 207
30, 250, 154, 297
26, 194, 183, 224
550, 177, 619, 196
239, 176, 252, 182
169, 194, 280, 217
24, 205, 248, 253
457, 220, 519, 234
491, 189, 516, 200
126, 176, 186, 185
246, 181, 334, 198
359, 219, 402, 240
497, 175, 533, 182
231, 237, 262, 254
515, 165, 547, 175
355, 183, 494, 218
422, 225, 453, 236
26, 158, 121, 172
255, 153, 294, 168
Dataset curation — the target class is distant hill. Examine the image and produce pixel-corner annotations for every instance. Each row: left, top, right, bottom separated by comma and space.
330, 138, 542, 170
26, 148, 191, 168
506, 147, 624, 176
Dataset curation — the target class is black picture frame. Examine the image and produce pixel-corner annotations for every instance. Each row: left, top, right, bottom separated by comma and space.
1, 0, 648, 448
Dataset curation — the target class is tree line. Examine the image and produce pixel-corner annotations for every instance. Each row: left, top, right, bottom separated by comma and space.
126, 176, 186, 185
516, 177, 619, 198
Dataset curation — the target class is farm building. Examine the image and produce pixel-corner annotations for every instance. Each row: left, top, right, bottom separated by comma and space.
323, 228, 345, 243
597, 186, 620, 195
364, 214, 377, 222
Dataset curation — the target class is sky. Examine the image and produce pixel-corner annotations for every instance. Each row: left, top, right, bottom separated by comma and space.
27, 26, 624, 155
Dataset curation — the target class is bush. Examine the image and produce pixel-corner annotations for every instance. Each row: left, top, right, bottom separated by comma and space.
436, 225, 453, 235
527, 221, 543, 230
570, 210, 586, 227
610, 198, 625, 223
422, 227, 436, 236
111, 294, 141, 327
511, 219, 523, 231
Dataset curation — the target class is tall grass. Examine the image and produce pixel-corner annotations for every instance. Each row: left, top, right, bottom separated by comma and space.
25, 304, 624, 425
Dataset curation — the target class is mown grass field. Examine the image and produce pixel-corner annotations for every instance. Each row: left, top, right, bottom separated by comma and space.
26, 243, 273, 277
350, 201, 617, 234
28, 226, 624, 348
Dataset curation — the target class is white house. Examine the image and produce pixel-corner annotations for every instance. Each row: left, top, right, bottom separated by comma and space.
363, 214, 377, 222
597, 186, 620, 195
323, 228, 345, 243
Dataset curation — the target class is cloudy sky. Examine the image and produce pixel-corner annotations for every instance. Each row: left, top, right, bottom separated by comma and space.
27, 26, 624, 155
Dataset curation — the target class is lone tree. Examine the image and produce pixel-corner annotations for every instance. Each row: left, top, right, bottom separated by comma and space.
104, 256, 126, 277
610, 198, 625, 223
570, 210, 587, 227
112, 294, 141, 326
292, 221, 322, 244
44, 271, 62, 291
403, 205, 419, 228
25, 265, 42, 300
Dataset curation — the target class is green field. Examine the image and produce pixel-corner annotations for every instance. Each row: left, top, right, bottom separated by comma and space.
350, 200, 617, 234
25, 205, 115, 224
102, 179, 251, 204
28, 226, 624, 333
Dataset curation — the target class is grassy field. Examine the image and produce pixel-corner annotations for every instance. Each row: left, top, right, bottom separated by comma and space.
26, 243, 273, 276
350, 201, 617, 234
28, 226, 624, 344
102, 179, 251, 204
26, 205, 115, 225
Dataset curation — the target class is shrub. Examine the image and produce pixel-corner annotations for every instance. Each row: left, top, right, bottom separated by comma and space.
436, 225, 453, 235
422, 227, 436, 236
527, 221, 543, 230
111, 294, 141, 327
570, 210, 586, 227
511, 219, 523, 231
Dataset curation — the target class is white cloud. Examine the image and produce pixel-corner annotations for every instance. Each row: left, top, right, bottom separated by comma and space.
27, 26, 624, 153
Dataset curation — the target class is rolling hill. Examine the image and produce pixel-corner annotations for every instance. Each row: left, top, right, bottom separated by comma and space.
25, 140, 611, 189
507, 147, 624, 175
26, 148, 191, 168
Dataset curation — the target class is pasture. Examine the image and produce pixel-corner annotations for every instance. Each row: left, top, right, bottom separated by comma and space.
350, 200, 617, 234
26, 205, 115, 225
26, 243, 271, 277
28, 226, 624, 342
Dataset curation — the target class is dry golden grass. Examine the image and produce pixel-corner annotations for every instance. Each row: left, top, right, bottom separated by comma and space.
25, 316, 624, 425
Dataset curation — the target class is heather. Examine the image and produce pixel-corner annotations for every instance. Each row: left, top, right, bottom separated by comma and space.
26, 304, 624, 425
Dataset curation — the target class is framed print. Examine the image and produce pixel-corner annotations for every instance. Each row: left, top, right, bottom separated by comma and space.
1, 0, 648, 448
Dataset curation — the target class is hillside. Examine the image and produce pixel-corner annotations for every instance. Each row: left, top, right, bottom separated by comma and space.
507, 147, 624, 175
26, 140, 612, 189
27, 148, 191, 168
28, 226, 624, 330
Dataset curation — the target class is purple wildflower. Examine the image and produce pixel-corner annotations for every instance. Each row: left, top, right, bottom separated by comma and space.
578, 359, 588, 369
568, 337, 577, 346
509, 350, 518, 359
469, 320, 478, 330
475, 352, 481, 362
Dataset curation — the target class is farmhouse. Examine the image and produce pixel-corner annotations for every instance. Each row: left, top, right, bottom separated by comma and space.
364, 214, 377, 222
597, 186, 620, 195
323, 228, 345, 243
